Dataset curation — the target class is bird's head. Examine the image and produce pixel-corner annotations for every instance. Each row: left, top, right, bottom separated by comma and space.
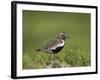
57, 32, 69, 40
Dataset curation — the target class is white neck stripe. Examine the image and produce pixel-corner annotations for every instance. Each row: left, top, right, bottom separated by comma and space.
50, 40, 65, 50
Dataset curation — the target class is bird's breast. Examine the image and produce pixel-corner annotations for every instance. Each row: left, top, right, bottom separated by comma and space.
52, 46, 64, 53
57, 40, 65, 47
50, 40, 65, 50
50, 40, 65, 53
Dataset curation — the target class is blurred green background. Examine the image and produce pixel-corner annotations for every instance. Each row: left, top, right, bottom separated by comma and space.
23, 10, 91, 69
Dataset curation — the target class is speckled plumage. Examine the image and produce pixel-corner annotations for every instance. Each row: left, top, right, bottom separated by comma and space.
36, 32, 68, 54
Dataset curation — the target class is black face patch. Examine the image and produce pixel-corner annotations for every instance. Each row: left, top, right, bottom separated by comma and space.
52, 46, 63, 54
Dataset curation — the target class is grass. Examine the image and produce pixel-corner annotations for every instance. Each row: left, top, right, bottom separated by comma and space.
23, 46, 91, 69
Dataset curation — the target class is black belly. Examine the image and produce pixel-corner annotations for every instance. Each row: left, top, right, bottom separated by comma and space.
52, 46, 63, 54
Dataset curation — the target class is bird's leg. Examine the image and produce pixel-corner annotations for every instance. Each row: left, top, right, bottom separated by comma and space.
53, 54, 56, 60
50, 53, 54, 64
47, 53, 53, 64
53, 54, 56, 65
49, 53, 52, 64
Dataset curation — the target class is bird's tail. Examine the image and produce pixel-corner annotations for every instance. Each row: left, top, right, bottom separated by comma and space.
36, 48, 41, 52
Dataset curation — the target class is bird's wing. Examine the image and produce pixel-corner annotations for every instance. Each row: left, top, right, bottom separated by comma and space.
43, 39, 63, 50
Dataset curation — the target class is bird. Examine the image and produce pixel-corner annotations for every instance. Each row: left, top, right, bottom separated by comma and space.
36, 32, 69, 54
36, 32, 69, 67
